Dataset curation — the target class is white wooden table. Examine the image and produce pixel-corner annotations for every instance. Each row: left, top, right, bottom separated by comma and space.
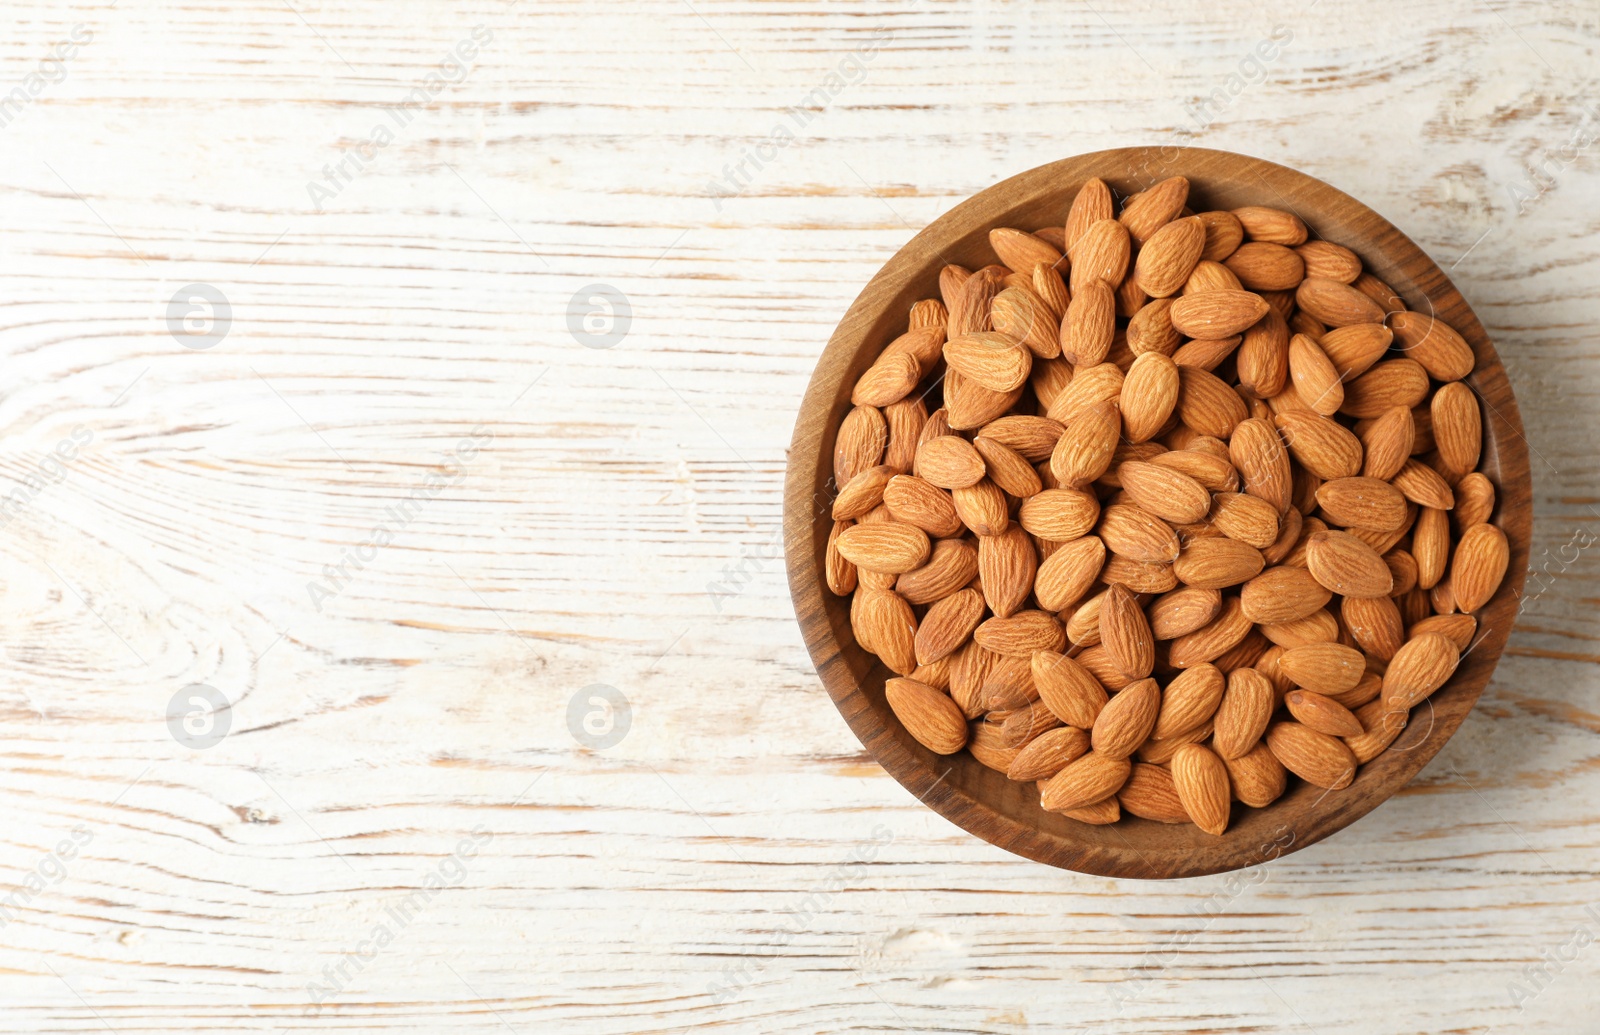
2, 1, 1597, 1031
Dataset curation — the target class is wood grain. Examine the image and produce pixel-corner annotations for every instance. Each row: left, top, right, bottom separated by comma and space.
0, 0, 1598, 1032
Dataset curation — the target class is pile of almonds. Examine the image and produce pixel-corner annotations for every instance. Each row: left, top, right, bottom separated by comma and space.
826, 175, 1511, 835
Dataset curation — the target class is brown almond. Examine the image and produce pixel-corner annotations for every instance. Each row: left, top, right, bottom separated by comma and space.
1050, 398, 1121, 486
1305, 529, 1393, 598
1359, 405, 1415, 480
1288, 332, 1345, 416
850, 350, 920, 407
1296, 276, 1386, 327
1149, 585, 1223, 639
1176, 365, 1250, 438
1174, 537, 1265, 589
1169, 289, 1271, 339
854, 589, 917, 674
1341, 359, 1430, 418
944, 331, 1032, 392
1045, 362, 1124, 423
885, 677, 968, 754
976, 610, 1066, 657
1116, 460, 1211, 524
952, 479, 1009, 536
989, 226, 1062, 278
990, 286, 1061, 359
913, 588, 985, 665
1380, 632, 1461, 710
1223, 743, 1289, 807
1019, 487, 1101, 542
1316, 476, 1409, 531
1453, 472, 1495, 531
1319, 322, 1393, 381
1265, 721, 1358, 789
1098, 504, 1181, 564
1090, 677, 1161, 758
1223, 241, 1305, 291
1278, 642, 1365, 695
1119, 353, 1180, 443
1134, 215, 1205, 298
1229, 417, 1293, 512
1274, 410, 1363, 479
1032, 650, 1109, 728
1032, 534, 1106, 612
883, 475, 965, 538
1431, 381, 1482, 477
1168, 596, 1253, 668
1295, 240, 1361, 281
1118, 762, 1191, 822
915, 435, 985, 490
1212, 667, 1275, 758
1236, 307, 1289, 398
1127, 297, 1181, 357
1007, 726, 1091, 782
1388, 310, 1474, 381
1098, 584, 1155, 679
1040, 751, 1132, 812
973, 435, 1042, 498
1409, 613, 1477, 651
1450, 522, 1509, 612
977, 525, 1036, 618
1170, 743, 1231, 834
825, 519, 858, 596
1342, 594, 1405, 661
832, 464, 897, 520
1068, 219, 1131, 294
1208, 491, 1280, 549
1285, 690, 1364, 737
1119, 176, 1190, 244
835, 404, 887, 486
1151, 662, 1226, 740
1065, 178, 1114, 250
895, 538, 979, 605
1241, 565, 1332, 624
947, 266, 1003, 339
1233, 205, 1308, 245
835, 522, 931, 574
1393, 458, 1456, 510
1196, 211, 1244, 262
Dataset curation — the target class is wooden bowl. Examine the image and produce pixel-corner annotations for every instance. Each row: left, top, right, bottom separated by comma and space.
784, 147, 1531, 879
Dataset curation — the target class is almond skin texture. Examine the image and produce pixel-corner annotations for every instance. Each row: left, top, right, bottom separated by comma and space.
1120, 353, 1180, 442
1278, 642, 1365, 695
1062, 279, 1117, 366
1381, 632, 1461, 710
1169, 290, 1271, 339
1305, 529, 1393, 599
1099, 503, 1181, 565
914, 588, 985, 665
1359, 405, 1415, 480
1098, 584, 1155, 679
1174, 537, 1265, 589
1342, 594, 1405, 661
1118, 763, 1192, 822
1152, 662, 1226, 739
1223, 743, 1289, 807
1040, 752, 1132, 813
1223, 242, 1305, 291
1032, 650, 1109, 728
896, 538, 978, 605
1068, 219, 1131, 294
1050, 399, 1121, 486
1241, 566, 1332, 624
1296, 277, 1385, 327
1090, 677, 1161, 758
1134, 215, 1206, 298
1209, 491, 1281, 549
944, 332, 1033, 392
915, 436, 985, 490
952, 479, 1009, 537
1033, 534, 1106, 612
1431, 382, 1482, 477
989, 226, 1062, 278
1065, 178, 1114, 250
885, 677, 968, 755
1316, 476, 1409, 532
1149, 586, 1223, 640
836, 404, 887, 487
1212, 667, 1276, 758
1274, 411, 1363, 480
978, 525, 1036, 618
1229, 418, 1293, 513
1388, 310, 1475, 381
883, 475, 964, 538
1007, 726, 1091, 782
854, 590, 917, 674
975, 610, 1066, 657
973, 435, 1041, 499
1450, 522, 1509, 612
1286, 690, 1365, 737
835, 522, 931, 574
1118, 461, 1211, 524
1171, 743, 1231, 834
1020, 488, 1102, 542
1266, 721, 1358, 789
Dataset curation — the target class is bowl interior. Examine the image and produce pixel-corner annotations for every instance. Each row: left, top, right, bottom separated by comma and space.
785, 147, 1532, 878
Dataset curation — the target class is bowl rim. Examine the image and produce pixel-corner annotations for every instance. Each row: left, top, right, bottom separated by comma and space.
784, 146, 1532, 879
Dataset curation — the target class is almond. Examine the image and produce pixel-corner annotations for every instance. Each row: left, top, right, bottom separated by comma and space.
1067, 219, 1131, 294
1064, 178, 1114, 250
1050, 398, 1121, 485
1237, 565, 1331, 624
1431, 382, 1482, 477
976, 610, 1066, 657
835, 404, 887, 486
1170, 743, 1231, 834
1305, 529, 1393, 597
835, 522, 931, 574
853, 589, 918, 674
1099, 555, 1178, 594
1032, 534, 1105, 612
1061, 279, 1116, 366
1315, 476, 1409, 531
951, 478, 1009, 537
1096, 584, 1154, 681
1168, 596, 1253, 668
883, 475, 965, 537
1380, 631, 1461, 710
895, 538, 978, 605
1288, 332, 1345, 415
989, 226, 1062, 278
1295, 240, 1361, 282
1098, 503, 1181, 565
1412, 506, 1450, 590
1032, 650, 1108, 728
1174, 537, 1265, 589
1196, 211, 1244, 261
1233, 205, 1307, 245
1342, 594, 1405, 661
1032, 264, 1070, 321
1388, 310, 1474, 382
943, 331, 1032, 392
1296, 277, 1385, 327
1212, 667, 1275, 758
1119, 353, 1180, 442
1149, 585, 1222, 639
1359, 405, 1415, 480
1452, 472, 1495, 530
1409, 612, 1477, 651
1118, 762, 1192, 822
832, 464, 897, 520
1450, 522, 1509, 612
1019, 487, 1101, 542
1116, 460, 1210, 524
973, 435, 1042, 498
947, 266, 1003, 338
1319, 323, 1394, 381
1040, 751, 1132, 812
1176, 365, 1249, 438
885, 677, 968, 754
1229, 417, 1293, 512
1223, 743, 1288, 807
1343, 697, 1411, 763
1169, 289, 1271, 339
1151, 662, 1226, 739
851, 350, 920, 407
825, 519, 858, 596
945, 370, 1023, 431
977, 525, 1036, 618
1208, 491, 1280, 549
1134, 215, 1205, 297
1278, 642, 1365, 694
1119, 176, 1189, 244
1223, 241, 1305, 291
1341, 359, 1429, 419
1274, 410, 1363, 479
1045, 362, 1124, 424
1007, 726, 1091, 782
1090, 677, 1161, 758
1126, 297, 1181, 356
915, 435, 985, 490
908, 297, 948, 332
1392, 458, 1455, 510
1285, 690, 1364, 737
990, 286, 1061, 359
914, 588, 985, 665
1266, 721, 1357, 789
